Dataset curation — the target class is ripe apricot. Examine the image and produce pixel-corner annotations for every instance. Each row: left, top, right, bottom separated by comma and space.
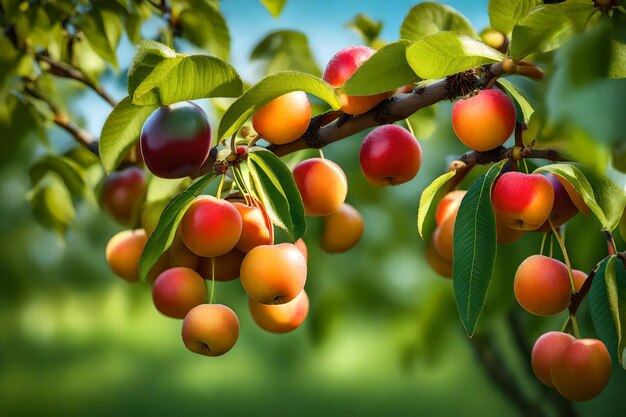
292, 158, 347, 216
321, 203, 364, 253
492, 172, 555, 231
359, 125, 422, 186
181, 304, 239, 357
101, 166, 147, 226
495, 216, 525, 244
105, 229, 148, 282
232, 202, 273, 252
152, 267, 206, 319
451, 89, 516, 152
323, 46, 393, 115
240, 243, 307, 304
514, 255, 571, 316
553, 174, 590, 216
531, 331, 576, 387
197, 249, 246, 282
425, 238, 453, 278
168, 233, 201, 270
294, 238, 308, 260
551, 339, 611, 401
248, 290, 309, 333
436, 190, 466, 226
433, 213, 455, 262
572, 269, 587, 293
180, 196, 242, 257
252, 92, 311, 145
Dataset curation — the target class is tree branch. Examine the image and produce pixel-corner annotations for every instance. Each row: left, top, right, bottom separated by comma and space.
35, 53, 117, 107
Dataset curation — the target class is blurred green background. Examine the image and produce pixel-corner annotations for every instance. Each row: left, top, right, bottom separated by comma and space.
1, 1, 626, 416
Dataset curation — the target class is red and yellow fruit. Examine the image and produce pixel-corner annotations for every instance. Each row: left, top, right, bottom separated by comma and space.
425, 238, 453, 278
152, 267, 206, 319
514, 255, 571, 316
197, 249, 246, 282
240, 243, 307, 304
451, 89, 516, 152
252, 92, 311, 145
101, 166, 147, 226
181, 304, 239, 357
359, 125, 422, 186
537, 173, 579, 231
293, 158, 347, 216
248, 290, 309, 333
531, 331, 576, 387
105, 229, 148, 282
321, 203, 364, 253
232, 201, 273, 252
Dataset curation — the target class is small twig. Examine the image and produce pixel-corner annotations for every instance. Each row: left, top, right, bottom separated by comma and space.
35, 53, 117, 107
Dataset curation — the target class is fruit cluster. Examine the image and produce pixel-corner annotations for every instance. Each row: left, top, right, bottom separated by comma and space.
424, 85, 613, 401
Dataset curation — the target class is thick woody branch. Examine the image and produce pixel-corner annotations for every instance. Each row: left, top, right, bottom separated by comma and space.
35, 53, 117, 107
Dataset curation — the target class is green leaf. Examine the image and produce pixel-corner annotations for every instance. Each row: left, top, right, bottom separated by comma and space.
77, 4, 124, 68
400, 2, 476, 41
248, 149, 306, 240
508, 0, 595, 60
260, 0, 286, 18
28, 172, 76, 238
406, 32, 503, 79
99, 97, 159, 173
178, 1, 230, 60
605, 256, 626, 368
417, 170, 456, 238
343, 40, 419, 96
250, 30, 321, 77
453, 162, 504, 337
30, 155, 86, 197
217, 71, 341, 143
496, 75, 537, 123
346, 13, 383, 46
139, 173, 215, 281
488, 0, 542, 35
534, 163, 626, 231
127, 40, 177, 99
131, 55, 243, 106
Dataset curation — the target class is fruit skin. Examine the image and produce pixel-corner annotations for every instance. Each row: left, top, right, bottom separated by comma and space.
451, 89, 516, 152
321, 203, 364, 253
323, 46, 393, 115
140, 101, 212, 179
197, 249, 246, 282
168, 234, 201, 270
105, 229, 147, 282
436, 190, 466, 226
433, 213, 455, 262
551, 339, 611, 401
572, 269, 587, 293
531, 331, 576, 387
248, 290, 309, 333
426, 238, 453, 278
240, 243, 307, 304
292, 158, 347, 217
553, 175, 591, 216
492, 172, 555, 231
232, 202, 273, 252
181, 304, 239, 357
537, 174, 579, 232
152, 267, 206, 319
294, 238, 308, 260
252, 92, 311, 145
359, 125, 422, 186
495, 216, 526, 244
514, 255, 571, 316
180, 196, 242, 257
101, 167, 147, 226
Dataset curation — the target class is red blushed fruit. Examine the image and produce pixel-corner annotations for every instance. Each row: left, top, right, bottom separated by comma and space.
101, 166, 147, 226
323, 46, 393, 115
180, 196, 242, 257
451, 89, 516, 152
252, 92, 311, 145
292, 158, 348, 216
232, 202, 273, 253
321, 203, 364, 253
572, 269, 587, 292
359, 125, 422, 186
514, 255, 572, 316
551, 339, 611, 401
531, 331, 576, 387
140, 101, 212, 179
105, 229, 147, 282
248, 290, 309, 333
181, 304, 240, 357
436, 190, 466, 226
492, 172, 555, 231
152, 267, 206, 319
537, 174, 579, 232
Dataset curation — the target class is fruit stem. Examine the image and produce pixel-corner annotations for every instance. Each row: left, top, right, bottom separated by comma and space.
540, 233, 548, 256
405, 118, 415, 137
318, 148, 325, 159
549, 219, 576, 292
216, 174, 226, 200
209, 257, 216, 304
